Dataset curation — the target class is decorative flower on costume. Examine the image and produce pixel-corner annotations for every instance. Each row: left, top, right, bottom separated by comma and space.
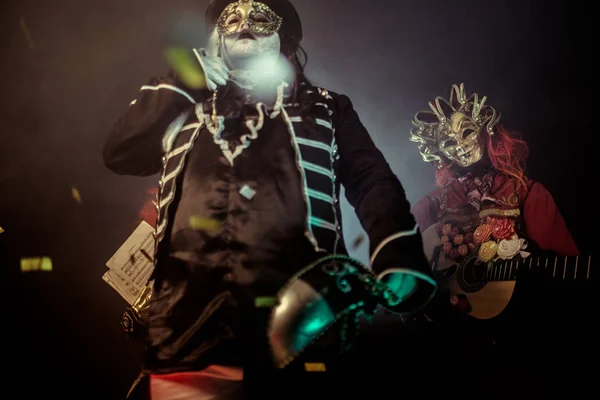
437, 216, 528, 263
497, 234, 528, 260
449, 227, 460, 238
473, 224, 492, 244
463, 231, 473, 244
478, 241, 498, 262
453, 234, 464, 245
489, 217, 515, 240
442, 224, 452, 235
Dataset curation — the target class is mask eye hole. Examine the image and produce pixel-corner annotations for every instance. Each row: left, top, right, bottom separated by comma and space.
462, 128, 475, 138
441, 139, 458, 150
226, 13, 241, 25
252, 12, 269, 22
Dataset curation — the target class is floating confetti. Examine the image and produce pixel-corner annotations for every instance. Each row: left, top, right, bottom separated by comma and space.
304, 362, 326, 372
0, 226, 4, 233
189, 216, 221, 231
165, 46, 206, 89
239, 184, 256, 200
71, 187, 82, 204
20, 18, 35, 50
21, 257, 52, 272
351, 234, 366, 249
254, 296, 278, 308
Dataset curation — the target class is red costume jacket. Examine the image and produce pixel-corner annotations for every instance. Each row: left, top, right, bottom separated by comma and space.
411, 172, 579, 257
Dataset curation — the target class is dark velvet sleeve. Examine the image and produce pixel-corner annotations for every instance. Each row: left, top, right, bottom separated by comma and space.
103, 71, 209, 176
333, 93, 436, 313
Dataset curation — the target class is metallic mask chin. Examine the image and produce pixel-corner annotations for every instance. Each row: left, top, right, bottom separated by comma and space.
443, 143, 485, 167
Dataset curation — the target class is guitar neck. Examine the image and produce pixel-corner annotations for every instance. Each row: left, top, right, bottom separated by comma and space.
485, 255, 592, 282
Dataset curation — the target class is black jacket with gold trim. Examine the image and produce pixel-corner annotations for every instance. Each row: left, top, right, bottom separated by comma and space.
104, 72, 433, 373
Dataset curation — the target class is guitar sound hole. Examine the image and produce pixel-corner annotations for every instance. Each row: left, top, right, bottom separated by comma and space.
457, 257, 488, 293
463, 262, 486, 284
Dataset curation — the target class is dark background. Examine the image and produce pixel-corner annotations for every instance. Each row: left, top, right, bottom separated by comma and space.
0, 0, 592, 398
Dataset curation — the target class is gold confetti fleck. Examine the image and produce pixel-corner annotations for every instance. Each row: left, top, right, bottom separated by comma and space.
20, 257, 52, 272
351, 234, 366, 249
189, 216, 221, 231
0, 226, 4, 234
20, 18, 35, 50
254, 296, 278, 308
71, 187, 82, 204
304, 362, 326, 372
165, 46, 206, 89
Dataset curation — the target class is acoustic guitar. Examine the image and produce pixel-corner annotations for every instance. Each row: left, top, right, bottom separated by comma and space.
421, 225, 592, 320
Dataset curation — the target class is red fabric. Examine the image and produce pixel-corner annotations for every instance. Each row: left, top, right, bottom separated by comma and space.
139, 187, 158, 227
522, 182, 579, 256
411, 177, 579, 256
150, 365, 243, 400
412, 173, 524, 231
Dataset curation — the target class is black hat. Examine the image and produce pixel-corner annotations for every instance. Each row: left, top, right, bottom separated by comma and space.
205, 0, 303, 50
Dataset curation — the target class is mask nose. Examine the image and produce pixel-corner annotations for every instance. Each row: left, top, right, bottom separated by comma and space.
238, 19, 250, 32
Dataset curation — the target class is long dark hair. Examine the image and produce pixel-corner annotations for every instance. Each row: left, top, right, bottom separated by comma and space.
284, 42, 312, 97
282, 41, 326, 126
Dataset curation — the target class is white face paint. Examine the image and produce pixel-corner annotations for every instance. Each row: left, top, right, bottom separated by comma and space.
222, 30, 281, 70
203, 27, 290, 91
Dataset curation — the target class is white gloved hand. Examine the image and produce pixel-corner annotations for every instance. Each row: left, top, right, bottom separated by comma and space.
192, 48, 229, 92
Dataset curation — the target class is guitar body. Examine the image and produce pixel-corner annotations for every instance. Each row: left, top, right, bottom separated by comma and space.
445, 273, 516, 320
422, 225, 516, 320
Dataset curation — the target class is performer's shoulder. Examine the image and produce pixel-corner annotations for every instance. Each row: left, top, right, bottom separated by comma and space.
297, 82, 360, 119
299, 81, 347, 102
526, 179, 554, 197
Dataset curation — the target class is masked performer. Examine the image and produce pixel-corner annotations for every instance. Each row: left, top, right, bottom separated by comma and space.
104, 1, 436, 398
410, 83, 578, 271
409, 82, 579, 319
408, 83, 580, 391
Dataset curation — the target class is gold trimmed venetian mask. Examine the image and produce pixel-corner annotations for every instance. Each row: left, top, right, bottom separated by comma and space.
217, 0, 283, 36
410, 83, 501, 168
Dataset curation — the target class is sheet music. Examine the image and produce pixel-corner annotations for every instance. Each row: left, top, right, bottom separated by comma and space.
104, 221, 155, 305
102, 269, 138, 305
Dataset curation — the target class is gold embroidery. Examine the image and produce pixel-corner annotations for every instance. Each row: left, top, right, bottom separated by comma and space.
506, 192, 520, 206
478, 208, 520, 218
